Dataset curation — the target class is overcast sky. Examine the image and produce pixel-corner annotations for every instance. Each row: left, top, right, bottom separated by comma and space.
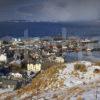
0, 0, 100, 22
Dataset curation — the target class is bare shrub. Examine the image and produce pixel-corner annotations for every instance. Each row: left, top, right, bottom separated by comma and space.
77, 95, 83, 100
74, 64, 87, 72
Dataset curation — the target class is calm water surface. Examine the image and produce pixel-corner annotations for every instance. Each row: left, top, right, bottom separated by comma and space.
64, 51, 100, 62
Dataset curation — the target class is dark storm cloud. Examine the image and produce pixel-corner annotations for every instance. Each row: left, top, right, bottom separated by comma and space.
0, 0, 100, 22
0, 0, 30, 7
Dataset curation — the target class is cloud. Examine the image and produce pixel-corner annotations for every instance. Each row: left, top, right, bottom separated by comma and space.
17, 0, 100, 22
0, 0, 100, 21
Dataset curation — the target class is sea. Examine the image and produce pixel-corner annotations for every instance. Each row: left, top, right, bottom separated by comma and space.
0, 21, 100, 39
64, 51, 100, 62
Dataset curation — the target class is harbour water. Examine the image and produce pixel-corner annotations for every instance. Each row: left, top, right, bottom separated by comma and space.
64, 51, 100, 62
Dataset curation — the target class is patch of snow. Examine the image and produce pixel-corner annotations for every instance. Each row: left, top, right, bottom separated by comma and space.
58, 61, 100, 88
71, 88, 100, 100
0, 88, 13, 94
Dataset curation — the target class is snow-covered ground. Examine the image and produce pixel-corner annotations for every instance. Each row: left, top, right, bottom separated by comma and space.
71, 87, 100, 100
58, 61, 100, 88
19, 61, 100, 100
0, 61, 99, 100
0, 88, 13, 94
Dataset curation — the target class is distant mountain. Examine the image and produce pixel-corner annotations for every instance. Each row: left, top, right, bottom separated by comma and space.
0, 21, 100, 38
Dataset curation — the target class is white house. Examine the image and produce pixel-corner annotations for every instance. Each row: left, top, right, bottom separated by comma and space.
10, 73, 22, 79
0, 54, 7, 63
55, 57, 64, 63
27, 63, 41, 73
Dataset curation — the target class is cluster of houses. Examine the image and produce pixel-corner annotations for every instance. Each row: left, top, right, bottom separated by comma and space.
0, 37, 66, 90
0, 36, 99, 90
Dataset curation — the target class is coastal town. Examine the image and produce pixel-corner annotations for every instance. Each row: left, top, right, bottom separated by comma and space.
0, 0, 100, 100
0, 33, 99, 99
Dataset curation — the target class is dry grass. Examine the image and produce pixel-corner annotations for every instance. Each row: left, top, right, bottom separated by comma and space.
93, 69, 100, 74
74, 64, 87, 72
0, 92, 16, 100
16, 63, 66, 97
94, 62, 100, 66
67, 87, 85, 95
77, 96, 83, 100
71, 71, 79, 77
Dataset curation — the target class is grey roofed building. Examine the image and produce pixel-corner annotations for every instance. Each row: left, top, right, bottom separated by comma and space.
0, 78, 21, 90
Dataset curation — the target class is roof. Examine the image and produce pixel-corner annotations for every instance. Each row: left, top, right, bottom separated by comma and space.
0, 78, 18, 85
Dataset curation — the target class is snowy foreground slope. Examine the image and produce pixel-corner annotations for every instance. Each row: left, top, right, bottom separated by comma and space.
0, 61, 99, 100
71, 87, 100, 100
58, 61, 100, 88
